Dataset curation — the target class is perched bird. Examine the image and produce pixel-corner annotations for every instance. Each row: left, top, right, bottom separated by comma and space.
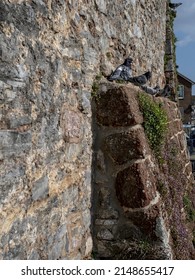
169, 2, 182, 9
128, 71, 152, 86
158, 84, 172, 97
107, 57, 133, 81
140, 85, 160, 95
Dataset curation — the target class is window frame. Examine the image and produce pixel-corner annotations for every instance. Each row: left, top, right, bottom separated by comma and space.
178, 84, 185, 99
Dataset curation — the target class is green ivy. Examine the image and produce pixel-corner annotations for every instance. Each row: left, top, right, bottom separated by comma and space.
138, 93, 168, 158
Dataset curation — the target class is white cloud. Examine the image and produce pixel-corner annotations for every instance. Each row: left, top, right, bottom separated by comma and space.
174, 0, 195, 46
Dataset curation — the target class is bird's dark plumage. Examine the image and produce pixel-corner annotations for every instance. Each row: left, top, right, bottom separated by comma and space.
128, 71, 152, 86
107, 57, 133, 81
169, 2, 182, 9
155, 84, 172, 97
140, 85, 160, 95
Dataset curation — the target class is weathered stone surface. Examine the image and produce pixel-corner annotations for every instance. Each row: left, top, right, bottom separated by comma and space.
116, 222, 143, 240
95, 87, 143, 127
85, 236, 93, 256
32, 175, 49, 201
104, 127, 149, 164
115, 160, 157, 208
0, 131, 31, 159
124, 203, 161, 239
1, 0, 194, 261
97, 229, 114, 240
60, 108, 83, 143
95, 150, 106, 172
97, 208, 119, 220
177, 131, 188, 151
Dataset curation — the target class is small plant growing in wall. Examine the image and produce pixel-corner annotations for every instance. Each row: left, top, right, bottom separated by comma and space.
91, 74, 103, 98
138, 93, 168, 159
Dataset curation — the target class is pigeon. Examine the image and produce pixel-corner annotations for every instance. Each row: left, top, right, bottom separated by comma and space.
128, 71, 152, 86
140, 85, 160, 95
158, 84, 172, 97
153, 84, 172, 97
169, 3, 182, 9
107, 57, 133, 82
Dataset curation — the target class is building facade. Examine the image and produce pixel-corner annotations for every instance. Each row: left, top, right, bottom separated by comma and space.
178, 72, 195, 124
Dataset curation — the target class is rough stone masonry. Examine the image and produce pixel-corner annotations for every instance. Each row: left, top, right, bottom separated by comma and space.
0, 0, 182, 260
92, 83, 195, 259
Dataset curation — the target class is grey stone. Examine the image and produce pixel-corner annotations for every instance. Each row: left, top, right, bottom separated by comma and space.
97, 209, 119, 220
48, 241, 64, 260
96, 150, 106, 171
32, 175, 49, 201
62, 186, 78, 209
103, 21, 117, 38
8, 115, 32, 129
83, 46, 99, 65
77, 90, 91, 115
0, 131, 32, 158
0, 165, 25, 203
55, 225, 67, 242
117, 223, 143, 240
95, 0, 107, 14
165, 59, 175, 72
97, 229, 114, 240
134, 24, 142, 38
95, 219, 118, 226
64, 143, 82, 162
29, 250, 40, 260
130, 0, 137, 6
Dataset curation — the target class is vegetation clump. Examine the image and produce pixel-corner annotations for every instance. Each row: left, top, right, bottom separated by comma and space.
91, 74, 102, 98
138, 93, 168, 158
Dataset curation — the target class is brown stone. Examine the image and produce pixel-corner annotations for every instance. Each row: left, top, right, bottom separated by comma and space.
115, 159, 157, 208
124, 203, 161, 239
60, 108, 83, 143
104, 127, 149, 164
177, 132, 188, 151
159, 99, 172, 121
163, 99, 179, 121
95, 87, 143, 127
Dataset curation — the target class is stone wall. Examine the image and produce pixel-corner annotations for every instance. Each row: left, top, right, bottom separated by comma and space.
92, 82, 195, 259
0, 0, 168, 259
164, 1, 178, 100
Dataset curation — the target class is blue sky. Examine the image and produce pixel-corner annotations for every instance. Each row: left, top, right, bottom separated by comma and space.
173, 0, 195, 93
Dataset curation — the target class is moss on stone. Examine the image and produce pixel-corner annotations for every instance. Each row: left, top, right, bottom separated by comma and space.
138, 93, 168, 158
